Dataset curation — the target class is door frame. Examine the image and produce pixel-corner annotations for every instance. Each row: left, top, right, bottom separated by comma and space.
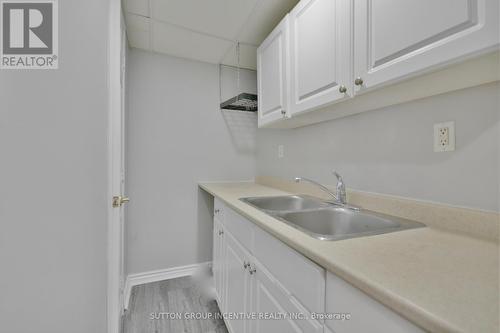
107, 0, 125, 332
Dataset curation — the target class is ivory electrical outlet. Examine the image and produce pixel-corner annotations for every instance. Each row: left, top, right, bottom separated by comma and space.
434, 121, 455, 152
278, 145, 284, 158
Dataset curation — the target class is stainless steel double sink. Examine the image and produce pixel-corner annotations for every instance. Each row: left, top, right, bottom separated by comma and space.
240, 195, 425, 241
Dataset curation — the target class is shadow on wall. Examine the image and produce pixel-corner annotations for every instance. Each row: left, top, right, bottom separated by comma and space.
196, 187, 214, 262
221, 109, 258, 153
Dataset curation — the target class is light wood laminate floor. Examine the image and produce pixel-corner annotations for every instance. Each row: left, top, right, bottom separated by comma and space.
123, 276, 228, 333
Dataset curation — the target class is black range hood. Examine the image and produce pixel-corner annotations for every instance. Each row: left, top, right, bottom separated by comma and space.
220, 93, 257, 112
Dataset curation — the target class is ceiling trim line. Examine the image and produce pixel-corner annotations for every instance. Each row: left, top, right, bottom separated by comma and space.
138, 12, 258, 47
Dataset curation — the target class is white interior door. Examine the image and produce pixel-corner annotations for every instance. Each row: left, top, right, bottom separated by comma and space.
354, 0, 500, 92
119, 20, 127, 309
108, 1, 127, 332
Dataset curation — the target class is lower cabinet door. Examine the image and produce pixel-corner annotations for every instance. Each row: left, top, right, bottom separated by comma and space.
213, 219, 219, 297
250, 262, 323, 333
325, 272, 424, 333
224, 231, 252, 333
213, 219, 225, 310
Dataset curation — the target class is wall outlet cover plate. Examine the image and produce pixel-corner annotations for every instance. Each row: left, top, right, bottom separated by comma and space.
434, 121, 455, 152
278, 144, 284, 158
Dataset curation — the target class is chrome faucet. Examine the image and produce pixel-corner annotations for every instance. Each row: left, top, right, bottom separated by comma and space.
294, 171, 349, 206
333, 171, 346, 205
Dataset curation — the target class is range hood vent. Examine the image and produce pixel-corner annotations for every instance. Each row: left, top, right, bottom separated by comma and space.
220, 93, 257, 112
219, 42, 258, 113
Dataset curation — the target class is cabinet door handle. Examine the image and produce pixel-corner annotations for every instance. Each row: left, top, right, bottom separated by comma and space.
249, 266, 256, 275
214, 209, 220, 214
218, 230, 224, 236
354, 77, 364, 86
339, 85, 347, 93
243, 261, 249, 269
281, 109, 286, 116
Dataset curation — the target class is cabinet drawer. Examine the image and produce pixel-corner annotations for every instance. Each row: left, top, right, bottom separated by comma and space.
214, 197, 225, 222
253, 226, 325, 314
224, 207, 255, 253
325, 272, 424, 333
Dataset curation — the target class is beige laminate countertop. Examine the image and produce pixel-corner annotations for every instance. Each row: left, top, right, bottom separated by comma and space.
199, 182, 499, 333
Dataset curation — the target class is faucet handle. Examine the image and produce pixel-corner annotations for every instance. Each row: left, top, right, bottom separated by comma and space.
332, 170, 342, 182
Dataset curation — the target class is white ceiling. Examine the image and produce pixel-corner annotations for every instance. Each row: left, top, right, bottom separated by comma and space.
124, 0, 298, 70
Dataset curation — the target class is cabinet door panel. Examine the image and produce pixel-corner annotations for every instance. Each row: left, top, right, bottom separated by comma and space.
224, 231, 252, 333
251, 263, 322, 333
214, 198, 225, 219
354, 0, 500, 92
213, 219, 225, 311
290, 0, 352, 115
253, 280, 302, 333
257, 15, 290, 127
213, 219, 220, 302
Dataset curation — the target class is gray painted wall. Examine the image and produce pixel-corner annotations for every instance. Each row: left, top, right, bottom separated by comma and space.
257, 82, 499, 212
126, 49, 256, 275
0, 0, 109, 332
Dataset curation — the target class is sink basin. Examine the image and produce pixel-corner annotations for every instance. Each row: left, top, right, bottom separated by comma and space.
240, 195, 332, 212
276, 208, 424, 240
276, 207, 425, 241
239, 195, 425, 241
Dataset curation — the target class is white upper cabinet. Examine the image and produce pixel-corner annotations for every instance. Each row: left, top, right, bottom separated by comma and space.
256, 0, 499, 128
353, 0, 500, 92
289, 0, 353, 116
257, 15, 290, 127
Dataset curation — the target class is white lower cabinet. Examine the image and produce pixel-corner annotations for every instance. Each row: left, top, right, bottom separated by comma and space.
253, 225, 325, 315
250, 261, 323, 333
213, 203, 324, 333
212, 218, 225, 311
213, 202, 424, 333
224, 230, 253, 333
325, 272, 425, 333
251, 275, 303, 333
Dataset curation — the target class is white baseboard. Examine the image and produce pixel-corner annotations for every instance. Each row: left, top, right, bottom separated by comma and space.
123, 261, 211, 310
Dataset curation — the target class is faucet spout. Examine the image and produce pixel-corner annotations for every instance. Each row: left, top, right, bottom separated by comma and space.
294, 171, 350, 207
294, 177, 340, 203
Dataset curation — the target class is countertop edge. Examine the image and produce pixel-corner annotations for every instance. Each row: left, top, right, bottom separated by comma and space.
199, 182, 468, 333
